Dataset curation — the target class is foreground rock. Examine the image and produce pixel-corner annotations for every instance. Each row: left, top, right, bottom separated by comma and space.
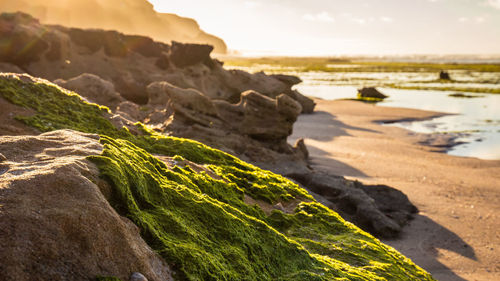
0, 130, 173, 281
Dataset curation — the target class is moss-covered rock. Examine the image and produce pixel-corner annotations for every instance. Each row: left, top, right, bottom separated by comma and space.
0, 73, 435, 280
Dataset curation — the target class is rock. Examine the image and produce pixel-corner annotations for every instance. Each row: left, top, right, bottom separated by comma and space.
54, 73, 125, 109
130, 272, 148, 281
270, 74, 302, 86
439, 70, 451, 80
449, 93, 482, 98
141, 82, 307, 169
287, 90, 316, 114
155, 53, 170, 70
287, 171, 417, 238
358, 87, 388, 100
0, 130, 173, 280
0, 12, 49, 65
0, 62, 24, 73
216, 91, 302, 142
358, 184, 418, 227
169, 41, 214, 68
146, 81, 218, 127
293, 138, 309, 159
116, 101, 145, 121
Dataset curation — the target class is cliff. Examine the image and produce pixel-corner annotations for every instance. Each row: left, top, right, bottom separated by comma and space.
0, 0, 227, 53
0, 73, 434, 280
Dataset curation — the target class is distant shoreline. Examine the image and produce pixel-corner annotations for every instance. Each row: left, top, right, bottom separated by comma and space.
219, 54, 500, 64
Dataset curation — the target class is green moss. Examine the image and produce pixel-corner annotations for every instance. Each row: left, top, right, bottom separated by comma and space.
0, 74, 435, 280
89, 137, 433, 280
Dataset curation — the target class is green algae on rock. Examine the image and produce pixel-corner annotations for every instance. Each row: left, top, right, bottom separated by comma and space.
0, 73, 435, 280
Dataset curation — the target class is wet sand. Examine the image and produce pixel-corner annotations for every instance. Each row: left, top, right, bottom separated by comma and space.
289, 99, 500, 281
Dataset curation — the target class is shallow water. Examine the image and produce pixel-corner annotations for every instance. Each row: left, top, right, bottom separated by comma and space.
294, 78, 500, 160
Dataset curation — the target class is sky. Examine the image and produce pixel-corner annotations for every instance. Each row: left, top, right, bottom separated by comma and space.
149, 0, 500, 56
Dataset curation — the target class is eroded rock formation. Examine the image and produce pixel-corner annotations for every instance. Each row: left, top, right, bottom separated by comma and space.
0, 130, 173, 281
0, 12, 314, 113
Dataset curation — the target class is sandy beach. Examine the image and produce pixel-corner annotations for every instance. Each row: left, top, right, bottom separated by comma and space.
289, 99, 500, 281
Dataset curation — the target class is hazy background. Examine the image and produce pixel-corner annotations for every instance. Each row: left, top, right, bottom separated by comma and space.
150, 0, 500, 56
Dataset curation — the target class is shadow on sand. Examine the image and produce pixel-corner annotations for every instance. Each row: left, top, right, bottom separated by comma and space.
383, 214, 477, 281
290, 110, 379, 143
289, 110, 379, 178
305, 145, 368, 177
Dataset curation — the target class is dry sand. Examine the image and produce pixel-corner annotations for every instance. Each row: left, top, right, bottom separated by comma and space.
289, 99, 500, 281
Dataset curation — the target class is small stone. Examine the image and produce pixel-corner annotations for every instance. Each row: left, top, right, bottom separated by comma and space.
130, 272, 148, 281
439, 70, 451, 80
0, 153, 6, 162
273, 202, 285, 212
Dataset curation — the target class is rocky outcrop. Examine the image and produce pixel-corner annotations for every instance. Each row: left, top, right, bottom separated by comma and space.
0, 0, 227, 53
0, 130, 173, 281
169, 41, 213, 68
0, 12, 314, 112
143, 81, 307, 167
0, 75, 434, 280
288, 171, 418, 238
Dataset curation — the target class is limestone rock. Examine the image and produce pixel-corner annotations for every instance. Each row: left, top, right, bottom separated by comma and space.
169, 41, 214, 68
0, 130, 173, 281
116, 101, 145, 122
288, 171, 417, 238
237, 91, 301, 141
270, 74, 302, 86
0, 62, 24, 73
0, 12, 49, 66
287, 90, 316, 114
54, 73, 124, 109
